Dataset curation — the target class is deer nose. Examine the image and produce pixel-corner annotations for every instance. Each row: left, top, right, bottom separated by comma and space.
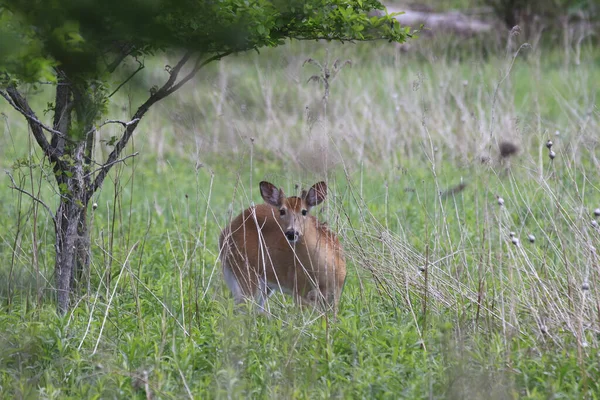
285, 230, 299, 242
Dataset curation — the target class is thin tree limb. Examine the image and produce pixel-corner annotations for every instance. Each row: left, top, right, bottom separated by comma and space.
108, 58, 145, 98
106, 43, 136, 73
1, 88, 68, 140
83, 118, 141, 138
165, 50, 233, 96
157, 51, 193, 96
90, 50, 228, 195
5, 170, 57, 230
0, 88, 68, 165
84, 152, 139, 178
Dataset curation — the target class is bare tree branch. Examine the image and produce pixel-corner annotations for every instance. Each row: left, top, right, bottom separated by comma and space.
84, 152, 139, 178
90, 51, 227, 195
84, 118, 141, 138
106, 43, 136, 73
157, 51, 193, 96
108, 57, 145, 98
1, 89, 69, 140
0, 87, 63, 163
165, 50, 233, 96
5, 170, 57, 230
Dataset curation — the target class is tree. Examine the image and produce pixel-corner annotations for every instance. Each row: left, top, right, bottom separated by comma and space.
0, 0, 412, 314
485, 0, 598, 30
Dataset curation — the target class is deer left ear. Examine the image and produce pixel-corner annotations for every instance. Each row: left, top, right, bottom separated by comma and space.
305, 181, 327, 207
260, 181, 284, 207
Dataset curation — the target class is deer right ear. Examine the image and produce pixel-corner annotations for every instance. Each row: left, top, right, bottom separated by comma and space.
305, 181, 327, 207
260, 181, 284, 207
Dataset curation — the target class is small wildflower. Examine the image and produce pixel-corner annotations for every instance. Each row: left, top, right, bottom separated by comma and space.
582, 282, 590, 291
592, 220, 599, 228
549, 150, 556, 160
92, 203, 98, 210
594, 208, 600, 217
540, 325, 548, 335
511, 237, 520, 246
418, 265, 426, 272
555, 130, 560, 136
528, 234, 535, 243
497, 196, 505, 206
509, 231, 516, 238
546, 140, 553, 149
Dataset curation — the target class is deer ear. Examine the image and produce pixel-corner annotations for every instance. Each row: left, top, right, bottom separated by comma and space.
305, 181, 327, 207
260, 181, 284, 207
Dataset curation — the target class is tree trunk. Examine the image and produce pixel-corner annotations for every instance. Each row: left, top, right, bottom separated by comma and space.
3, 51, 212, 313
55, 142, 90, 314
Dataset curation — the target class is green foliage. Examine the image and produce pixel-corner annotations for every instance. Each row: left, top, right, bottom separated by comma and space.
1, 5, 598, 398
0, 0, 410, 84
0, 8, 56, 84
1, 0, 411, 148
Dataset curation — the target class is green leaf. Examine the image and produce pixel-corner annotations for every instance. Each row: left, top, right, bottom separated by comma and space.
58, 183, 69, 195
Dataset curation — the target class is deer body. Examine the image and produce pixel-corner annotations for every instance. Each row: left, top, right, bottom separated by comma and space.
219, 181, 346, 312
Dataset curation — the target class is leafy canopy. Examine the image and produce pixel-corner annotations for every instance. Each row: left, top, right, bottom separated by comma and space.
0, 0, 411, 84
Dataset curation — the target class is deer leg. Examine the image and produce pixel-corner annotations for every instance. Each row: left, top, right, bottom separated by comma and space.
255, 277, 274, 315
223, 261, 244, 305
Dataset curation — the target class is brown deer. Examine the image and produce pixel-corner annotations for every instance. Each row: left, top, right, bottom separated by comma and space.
219, 181, 346, 313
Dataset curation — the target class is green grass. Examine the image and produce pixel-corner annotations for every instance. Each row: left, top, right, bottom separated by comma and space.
1, 30, 600, 398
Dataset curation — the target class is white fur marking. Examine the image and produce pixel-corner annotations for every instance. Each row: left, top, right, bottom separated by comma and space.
223, 262, 243, 304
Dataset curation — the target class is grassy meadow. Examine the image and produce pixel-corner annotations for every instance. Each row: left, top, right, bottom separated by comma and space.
1, 22, 600, 399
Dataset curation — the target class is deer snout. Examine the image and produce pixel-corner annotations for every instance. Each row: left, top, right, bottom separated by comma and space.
285, 230, 299, 243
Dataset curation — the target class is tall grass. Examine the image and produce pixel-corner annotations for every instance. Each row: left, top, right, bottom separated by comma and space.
0, 21, 599, 397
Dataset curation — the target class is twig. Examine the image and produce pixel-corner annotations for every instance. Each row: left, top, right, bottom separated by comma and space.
101, 118, 141, 128
165, 50, 233, 96
0, 89, 68, 139
177, 366, 194, 400
92, 241, 139, 355
488, 42, 530, 139
91, 51, 231, 195
108, 58, 145, 98
84, 152, 139, 178
5, 170, 57, 229
106, 43, 136, 73
159, 51, 193, 95
143, 370, 152, 400
84, 118, 141, 138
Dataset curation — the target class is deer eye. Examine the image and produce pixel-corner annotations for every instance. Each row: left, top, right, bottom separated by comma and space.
279, 209, 286, 216
301, 209, 307, 216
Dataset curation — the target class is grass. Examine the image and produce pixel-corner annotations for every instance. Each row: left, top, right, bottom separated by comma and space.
1, 25, 600, 398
